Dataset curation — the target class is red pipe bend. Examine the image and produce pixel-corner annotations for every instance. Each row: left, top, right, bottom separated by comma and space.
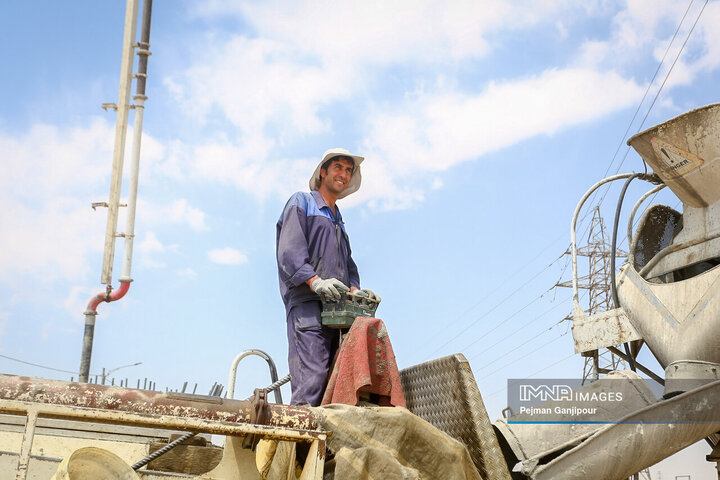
86, 280, 131, 313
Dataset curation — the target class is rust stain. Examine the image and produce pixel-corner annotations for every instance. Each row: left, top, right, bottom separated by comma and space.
0, 374, 319, 431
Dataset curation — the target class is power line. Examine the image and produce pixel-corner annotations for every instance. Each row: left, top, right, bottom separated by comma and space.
420, 1, 709, 381
482, 352, 577, 400
467, 298, 571, 362
570, 0, 701, 225
600, 0, 696, 181
527, 352, 577, 378
0, 353, 132, 379
594, 0, 708, 209
0, 353, 80, 375
461, 290, 570, 355
477, 331, 569, 381
424, 249, 567, 360
632, 0, 709, 143
419, 236, 567, 360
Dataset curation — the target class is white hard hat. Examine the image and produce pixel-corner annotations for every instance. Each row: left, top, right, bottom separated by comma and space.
309, 148, 364, 199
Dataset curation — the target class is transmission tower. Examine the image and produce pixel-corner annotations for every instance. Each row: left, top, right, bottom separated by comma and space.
557, 206, 650, 479
557, 206, 626, 383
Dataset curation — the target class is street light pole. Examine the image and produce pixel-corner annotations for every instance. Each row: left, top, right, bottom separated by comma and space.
101, 362, 142, 384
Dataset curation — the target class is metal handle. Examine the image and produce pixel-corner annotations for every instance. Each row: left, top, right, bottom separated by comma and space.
226, 349, 283, 404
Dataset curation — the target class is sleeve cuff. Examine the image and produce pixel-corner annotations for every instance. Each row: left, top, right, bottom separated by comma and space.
289, 264, 317, 287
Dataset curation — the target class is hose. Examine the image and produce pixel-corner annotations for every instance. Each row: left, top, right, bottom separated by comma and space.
611, 173, 643, 372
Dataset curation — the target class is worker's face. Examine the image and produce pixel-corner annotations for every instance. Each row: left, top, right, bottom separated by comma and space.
321, 157, 354, 196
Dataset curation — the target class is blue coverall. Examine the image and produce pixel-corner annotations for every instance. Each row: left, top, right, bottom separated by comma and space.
276, 190, 360, 405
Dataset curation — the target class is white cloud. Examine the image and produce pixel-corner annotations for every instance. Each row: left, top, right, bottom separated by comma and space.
138, 197, 209, 232
163, 0, 719, 213
165, 36, 349, 136
0, 118, 113, 201
192, 0, 589, 64
189, 141, 315, 200
62, 285, 99, 322
169, 1, 589, 143
207, 247, 248, 266
137, 231, 165, 254
170, 199, 208, 232
136, 231, 167, 269
0, 120, 113, 284
0, 118, 184, 284
356, 68, 643, 205
177, 268, 197, 279
577, 1, 720, 83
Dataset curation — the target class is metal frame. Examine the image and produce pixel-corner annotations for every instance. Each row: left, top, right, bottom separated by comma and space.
3, 399, 325, 480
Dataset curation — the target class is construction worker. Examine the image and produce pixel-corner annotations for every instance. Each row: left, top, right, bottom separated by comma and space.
276, 148, 380, 406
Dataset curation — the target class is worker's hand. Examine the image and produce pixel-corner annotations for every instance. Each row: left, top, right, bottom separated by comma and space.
310, 277, 349, 299
354, 289, 381, 304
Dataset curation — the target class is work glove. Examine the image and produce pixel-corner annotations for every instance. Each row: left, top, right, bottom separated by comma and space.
310, 277, 349, 299
354, 289, 381, 304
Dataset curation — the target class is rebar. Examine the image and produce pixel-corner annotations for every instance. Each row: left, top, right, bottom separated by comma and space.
132, 431, 196, 470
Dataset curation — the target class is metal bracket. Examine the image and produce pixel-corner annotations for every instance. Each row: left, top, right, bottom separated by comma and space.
92, 202, 127, 210
101, 103, 118, 112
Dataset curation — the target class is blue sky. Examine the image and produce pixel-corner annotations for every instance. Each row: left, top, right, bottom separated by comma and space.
1, 1, 719, 476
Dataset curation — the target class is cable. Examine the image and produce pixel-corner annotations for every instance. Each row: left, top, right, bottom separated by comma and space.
470, 312, 566, 365
591, 0, 704, 210
610, 174, 642, 309
458, 285, 558, 354
477, 331, 569, 381
0, 353, 143, 381
466, 295, 572, 360
0, 353, 82, 376
424, 249, 567, 360
600, 0, 696, 181
611, 174, 642, 372
527, 352, 577, 378
483, 353, 576, 400
425, 235, 562, 359
634, 0, 709, 139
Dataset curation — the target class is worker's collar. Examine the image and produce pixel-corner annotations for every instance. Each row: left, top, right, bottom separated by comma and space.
312, 190, 342, 221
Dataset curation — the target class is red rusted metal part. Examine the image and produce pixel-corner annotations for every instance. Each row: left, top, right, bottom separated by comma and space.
86, 280, 131, 313
0, 374, 318, 431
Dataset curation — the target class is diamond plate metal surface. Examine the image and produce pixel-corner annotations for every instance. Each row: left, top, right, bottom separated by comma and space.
400, 354, 511, 480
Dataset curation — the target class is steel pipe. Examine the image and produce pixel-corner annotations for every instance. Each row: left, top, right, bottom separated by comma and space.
227, 349, 283, 404
101, 0, 139, 285
79, 280, 131, 383
120, 0, 152, 283
0, 374, 318, 431
627, 184, 666, 251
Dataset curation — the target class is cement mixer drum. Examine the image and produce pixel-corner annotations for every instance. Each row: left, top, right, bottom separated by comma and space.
627, 103, 720, 208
